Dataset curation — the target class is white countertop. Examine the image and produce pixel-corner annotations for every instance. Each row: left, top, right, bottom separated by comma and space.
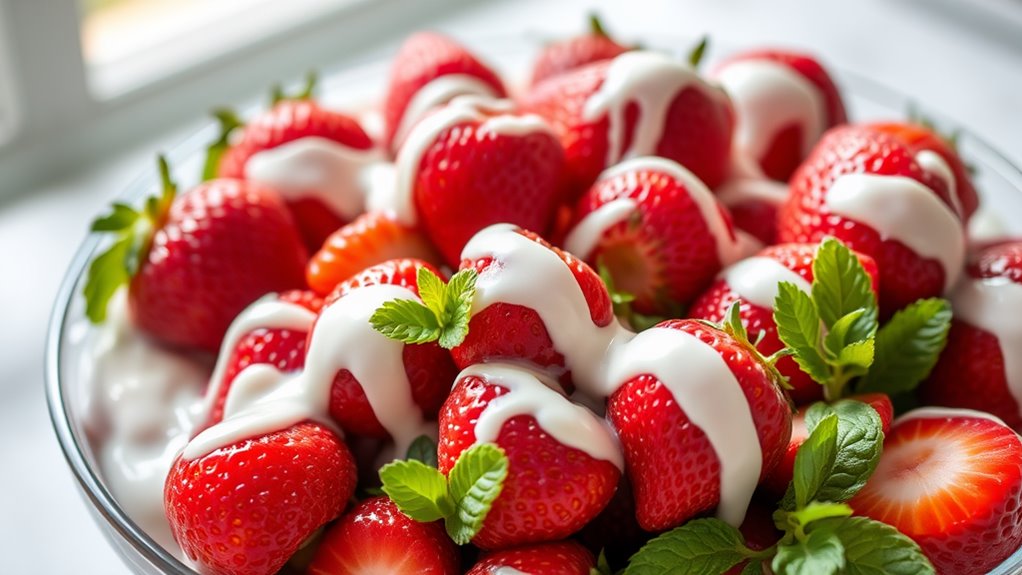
2, 0, 1019, 572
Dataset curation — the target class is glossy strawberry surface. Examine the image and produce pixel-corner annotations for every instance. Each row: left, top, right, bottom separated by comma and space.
466, 540, 595, 575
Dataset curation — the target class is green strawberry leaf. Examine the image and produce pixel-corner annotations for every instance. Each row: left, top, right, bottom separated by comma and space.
201, 109, 244, 181
379, 458, 453, 523
591, 549, 614, 575
369, 299, 442, 344
857, 298, 952, 395
772, 528, 845, 575
811, 238, 878, 338
817, 516, 935, 575
624, 518, 752, 575
792, 413, 839, 509
405, 434, 438, 467
774, 282, 830, 385
446, 443, 509, 545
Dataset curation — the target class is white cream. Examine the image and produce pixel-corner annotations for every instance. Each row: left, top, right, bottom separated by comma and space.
492, 568, 528, 575
563, 198, 637, 259
462, 363, 624, 470
184, 284, 434, 459
952, 277, 1022, 418
895, 406, 1009, 427
714, 59, 826, 163
968, 206, 1010, 248
245, 136, 382, 220
824, 173, 964, 291
373, 96, 552, 226
915, 150, 962, 217
721, 256, 813, 309
391, 74, 499, 149
584, 51, 724, 166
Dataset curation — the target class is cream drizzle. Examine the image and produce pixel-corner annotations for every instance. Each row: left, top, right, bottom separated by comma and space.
721, 256, 813, 309
391, 74, 499, 150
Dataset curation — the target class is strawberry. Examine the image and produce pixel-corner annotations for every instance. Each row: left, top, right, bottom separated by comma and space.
606, 318, 791, 532
383, 32, 506, 152
200, 290, 323, 431
437, 364, 622, 549
576, 477, 649, 567
306, 210, 442, 296
723, 499, 785, 575
777, 124, 965, 315
712, 49, 846, 182
165, 422, 356, 575
391, 96, 564, 267
466, 541, 595, 575
83, 158, 307, 353
325, 259, 458, 438
564, 156, 743, 317
207, 82, 379, 251
521, 50, 733, 200
850, 409, 1022, 575
869, 120, 979, 223
530, 14, 630, 87
454, 228, 614, 389
688, 242, 880, 405
920, 240, 1022, 430
306, 496, 460, 575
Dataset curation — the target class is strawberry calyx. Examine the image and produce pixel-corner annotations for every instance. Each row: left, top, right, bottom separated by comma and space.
588, 13, 610, 38
696, 300, 794, 391
370, 267, 478, 349
269, 70, 318, 106
687, 35, 710, 69
596, 259, 666, 332
83, 155, 177, 323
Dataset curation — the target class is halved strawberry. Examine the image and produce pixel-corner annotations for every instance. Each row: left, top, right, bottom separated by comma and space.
307, 496, 460, 575
850, 409, 1022, 575
530, 14, 630, 86
306, 211, 442, 296
466, 541, 595, 575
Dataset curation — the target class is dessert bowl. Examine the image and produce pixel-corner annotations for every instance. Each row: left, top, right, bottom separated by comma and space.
46, 36, 1022, 575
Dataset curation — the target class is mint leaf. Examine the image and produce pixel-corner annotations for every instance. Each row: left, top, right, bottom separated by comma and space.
804, 400, 884, 503
788, 502, 853, 529
369, 299, 442, 344
811, 238, 878, 338
772, 528, 845, 575
774, 282, 830, 384
379, 459, 452, 523
416, 265, 448, 319
740, 560, 763, 575
819, 517, 935, 575
446, 443, 508, 544
857, 298, 952, 395
406, 435, 438, 467
792, 413, 838, 509
625, 518, 750, 575
834, 339, 875, 372
822, 309, 870, 361
438, 269, 478, 349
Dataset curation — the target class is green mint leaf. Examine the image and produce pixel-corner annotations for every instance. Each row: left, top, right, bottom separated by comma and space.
811, 238, 878, 339
446, 443, 509, 545
201, 109, 244, 181
406, 435, 438, 467
416, 266, 448, 319
438, 268, 477, 349
379, 459, 453, 523
772, 528, 845, 575
857, 298, 953, 395
591, 549, 613, 575
819, 517, 935, 575
834, 339, 875, 373
740, 560, 764, 575
822, 309, 868, 358
370, 299, 442, 344
793, 413, 839, 509
788, 502, 853, 530
625, 518, 749, 575
804, 400, 884, 503
774, 282, 830, 385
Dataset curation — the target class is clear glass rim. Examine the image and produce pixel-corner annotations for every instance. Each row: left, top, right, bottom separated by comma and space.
43, 39, 1022, 575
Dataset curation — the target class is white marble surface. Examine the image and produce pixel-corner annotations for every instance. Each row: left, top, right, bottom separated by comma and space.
1, 0, 1020, 572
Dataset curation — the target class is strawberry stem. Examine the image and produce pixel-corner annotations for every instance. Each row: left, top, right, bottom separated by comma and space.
201, 109, 244, 181
588, 13, 609, 37
687, 36, 709, 68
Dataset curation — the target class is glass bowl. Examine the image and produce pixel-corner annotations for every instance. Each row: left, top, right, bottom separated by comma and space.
46, 37, 1022, 575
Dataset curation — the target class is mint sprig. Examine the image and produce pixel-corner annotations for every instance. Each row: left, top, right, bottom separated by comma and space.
624, 518, 766, 575
856, 298, 952, 395
379, 443, 508, 545
370, 267, 478, 349
405, 434, 438, 468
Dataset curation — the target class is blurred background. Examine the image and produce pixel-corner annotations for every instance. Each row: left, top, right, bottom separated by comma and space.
0, 0, 1020, 572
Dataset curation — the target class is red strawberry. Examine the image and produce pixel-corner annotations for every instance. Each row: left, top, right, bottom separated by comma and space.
530, 14, 630, 87
306, 210, 442, 296
393, 96, 564, 266
383, 32, 506, 152
454, 227, 614, 389
83, 159, 307, 353
850, 409, 1022, 575
306, 496, 460, 575
212, 96, 378, 251
920, 240, 1022, 430
576, 477, 649, 567
165, 422, 356, 575
438, 364, 621, 549
325, 258, 458, 438
521, 50, 733, 200
200, 290, 323, 431
777, 124, 965, 315
869, 120, 979, 223
688, 242, 880, 405
712, 49, 846, 182
606, 319, 791, 532
762, 393, 894, 495
466, 541, 595, 575
564, 156, 743, 316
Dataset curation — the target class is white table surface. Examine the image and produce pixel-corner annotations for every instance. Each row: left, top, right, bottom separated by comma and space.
2, 0, 1019, 572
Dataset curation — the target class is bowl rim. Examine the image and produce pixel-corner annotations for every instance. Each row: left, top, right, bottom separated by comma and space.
44, 44, 1022, 575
